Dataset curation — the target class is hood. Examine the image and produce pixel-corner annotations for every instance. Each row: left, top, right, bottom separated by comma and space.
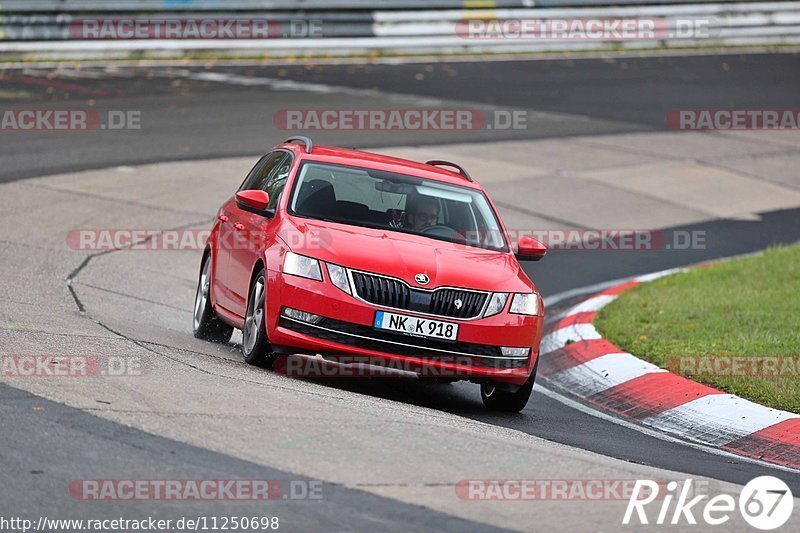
280, 217, 533, 293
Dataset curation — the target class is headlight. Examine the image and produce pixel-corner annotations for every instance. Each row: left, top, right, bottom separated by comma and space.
510, 293, 541, 316
326, 263, 351, 295
283, 251, 322, 281
483, 293, 508, 317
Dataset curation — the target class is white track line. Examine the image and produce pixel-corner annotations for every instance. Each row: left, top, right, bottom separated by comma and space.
2, 47, 800, 70
157, 69, 594, 124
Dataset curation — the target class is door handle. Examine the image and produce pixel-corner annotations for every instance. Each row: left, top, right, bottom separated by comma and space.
234, 223, 246, 231
218, 214, 229, 222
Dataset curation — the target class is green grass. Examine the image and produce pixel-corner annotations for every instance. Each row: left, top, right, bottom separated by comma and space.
595, 245, 800, 414
0, 89, 33, 100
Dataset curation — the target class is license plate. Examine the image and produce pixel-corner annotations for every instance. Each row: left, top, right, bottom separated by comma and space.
374, 311, 458, 342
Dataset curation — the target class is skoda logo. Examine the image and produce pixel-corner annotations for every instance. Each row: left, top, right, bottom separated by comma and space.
414, 273, 430, 285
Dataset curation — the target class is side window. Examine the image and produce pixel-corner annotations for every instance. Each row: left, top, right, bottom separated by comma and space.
263, 154, 293, 210
239, 151, 287, 192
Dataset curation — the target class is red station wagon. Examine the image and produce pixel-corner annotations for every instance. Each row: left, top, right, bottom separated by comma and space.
193, 136, 546, 411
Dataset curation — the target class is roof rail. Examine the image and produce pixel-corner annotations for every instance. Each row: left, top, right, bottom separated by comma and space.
425, 160, 473, 182
284, 136, 313, 154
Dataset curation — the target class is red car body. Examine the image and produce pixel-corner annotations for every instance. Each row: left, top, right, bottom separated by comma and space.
196, 138, 546, 408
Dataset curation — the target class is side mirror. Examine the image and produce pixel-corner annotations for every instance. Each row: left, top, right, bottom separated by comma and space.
235, 190, 273, 217
516, 236, 547, 262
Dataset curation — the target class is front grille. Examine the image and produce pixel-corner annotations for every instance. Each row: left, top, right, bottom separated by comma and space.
352, 271, 411, 309
430, 289, 487, 318
280, 316, 525, 369
351, 271, 488, 319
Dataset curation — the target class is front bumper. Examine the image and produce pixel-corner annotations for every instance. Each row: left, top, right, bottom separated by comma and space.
266, 269, 543, 385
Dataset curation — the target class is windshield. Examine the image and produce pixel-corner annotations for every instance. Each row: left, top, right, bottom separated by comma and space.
288, 162, 508, 252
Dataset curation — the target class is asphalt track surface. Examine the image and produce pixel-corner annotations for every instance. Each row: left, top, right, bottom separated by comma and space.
2, 52, 799, 183
1, 52, 800, 530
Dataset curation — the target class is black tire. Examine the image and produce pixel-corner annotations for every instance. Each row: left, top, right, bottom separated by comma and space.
241, 268, 275, 368
480, 359, 538, 413
193, 254, 234, 343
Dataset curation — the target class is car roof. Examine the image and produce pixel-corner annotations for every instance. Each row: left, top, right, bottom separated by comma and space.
278, 142, 483, 190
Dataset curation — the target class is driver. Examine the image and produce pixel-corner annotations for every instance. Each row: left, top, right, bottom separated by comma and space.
403, 194, 440, 231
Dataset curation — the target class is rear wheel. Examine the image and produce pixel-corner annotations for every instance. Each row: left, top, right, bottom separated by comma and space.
242, 268, 275, 368
193, 254, 233, 343
480, 359, 538, 413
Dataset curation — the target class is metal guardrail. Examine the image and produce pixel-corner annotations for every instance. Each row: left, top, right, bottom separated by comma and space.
0, 0, 779, 11
0, 1, 798, 56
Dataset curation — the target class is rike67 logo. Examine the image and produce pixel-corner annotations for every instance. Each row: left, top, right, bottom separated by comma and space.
624, 476, 793, 529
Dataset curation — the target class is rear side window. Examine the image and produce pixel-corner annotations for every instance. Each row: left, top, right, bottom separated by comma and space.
263, 154, 293, 210
239, 151, 288, 192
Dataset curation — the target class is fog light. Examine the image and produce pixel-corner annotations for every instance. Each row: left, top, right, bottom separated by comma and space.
500, 347, 530, 358
283, 307, 323, 324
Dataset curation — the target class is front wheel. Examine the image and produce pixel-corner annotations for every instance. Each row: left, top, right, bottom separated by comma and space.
241, 268, 275, 368
193, 254, 234, 343
480, 359, 538, 412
